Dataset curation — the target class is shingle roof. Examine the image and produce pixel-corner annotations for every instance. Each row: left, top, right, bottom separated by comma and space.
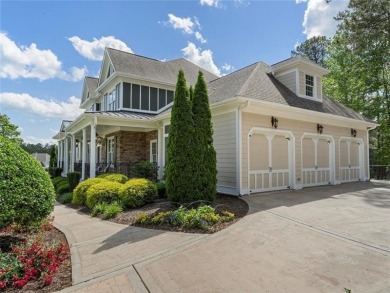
106, 48, 218, 86
85, 76, 98, 93
208, 62, 374, 123
87, 111, 156, 120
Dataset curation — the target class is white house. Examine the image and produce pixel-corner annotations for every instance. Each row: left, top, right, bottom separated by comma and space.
53, 48, 377, 196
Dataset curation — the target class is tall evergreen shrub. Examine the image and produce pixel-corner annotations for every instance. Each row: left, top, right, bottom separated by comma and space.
166, 70, 195, 203
192, 71, 217, 201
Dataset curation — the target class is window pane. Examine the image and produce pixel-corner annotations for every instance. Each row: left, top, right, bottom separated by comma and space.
116, 84, 120, 109
96, 103, 101, 111
164, 125, 170, 134
150, 87, 158, 111
123, 83, 131, 108
141, 86, 149, 111
167, 90, 174, 104
132, 84, 140, 109
159, 89, 166, 109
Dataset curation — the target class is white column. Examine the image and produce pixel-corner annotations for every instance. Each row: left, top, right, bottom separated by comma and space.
157, 126, 163, 179
90, 125, 96, 178
64, 136, 69, 175
70, 135, 76, 172
57, 141, 61, 167
82, 128, 87, 180
61, 140, 65, 170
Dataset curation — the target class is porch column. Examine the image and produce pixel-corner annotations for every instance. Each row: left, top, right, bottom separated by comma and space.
64, 136, 69, 175
57, 141, 61, 167
157, 126, 163, 179
61, 140, 65, 169
70, 134, 76, 172
82, 128, 87, 180
90, 124, 96, 178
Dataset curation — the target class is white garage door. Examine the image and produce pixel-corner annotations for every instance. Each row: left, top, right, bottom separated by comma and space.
302, 136, 332, 186
249, 132, 292, 193
340, 139, 362, 182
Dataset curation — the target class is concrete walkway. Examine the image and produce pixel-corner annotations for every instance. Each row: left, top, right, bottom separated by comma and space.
56, 182, 390, 292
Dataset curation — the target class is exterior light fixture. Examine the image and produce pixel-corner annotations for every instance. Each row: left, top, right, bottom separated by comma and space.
75, 139, 80, 147
96, 136, 103, 147
271, 116, 279, 129
317, 124, 324, 134
351, 128, 357, 137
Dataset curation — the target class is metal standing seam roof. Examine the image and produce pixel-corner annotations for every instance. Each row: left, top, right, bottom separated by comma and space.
106, 48, 219, 86
86, 111, 156, 120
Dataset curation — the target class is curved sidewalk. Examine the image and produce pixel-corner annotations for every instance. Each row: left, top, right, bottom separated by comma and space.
53, 203, 206, 292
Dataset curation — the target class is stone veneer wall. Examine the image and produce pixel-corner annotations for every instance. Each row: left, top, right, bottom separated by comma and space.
102, 130, 158, 163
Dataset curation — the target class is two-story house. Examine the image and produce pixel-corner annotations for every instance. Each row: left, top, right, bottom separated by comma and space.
53, 48, 377, 196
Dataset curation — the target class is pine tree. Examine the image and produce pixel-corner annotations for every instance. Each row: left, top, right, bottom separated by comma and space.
192, 71, 217, 202
166, 70, 195, 203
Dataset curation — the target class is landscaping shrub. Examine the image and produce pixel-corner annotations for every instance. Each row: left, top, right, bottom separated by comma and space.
59, 192, 73, 204
56, 182, 70, 195
67, 172, 81, 191
92, 202, 122, 219
48, 167, 63, 178
131, 161, 158, 182
135, 205, 234, 230
98, 173, 128, 184
156, 181, 166, 198
52, 176, 67, 189
119, 178, 157, 208
85, 181, 123, 209
72, 178, 108, 206
0, 136, 55, 229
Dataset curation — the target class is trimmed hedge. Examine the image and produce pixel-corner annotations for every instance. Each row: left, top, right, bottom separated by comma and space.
119, 178, 157, 208
72, 178, 108, 206
52, 176, 67, 189
156, 182, 166, 198
57, 182, 70, 195
131, 161, 158, 182
0, 136, 55, 228
98, 173, 128, 184
67, 172, 81, 191
48, 167, 63, 178
85, 181, 123, 209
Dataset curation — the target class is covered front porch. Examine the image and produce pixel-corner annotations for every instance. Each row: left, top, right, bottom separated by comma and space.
54, 112, 165, 180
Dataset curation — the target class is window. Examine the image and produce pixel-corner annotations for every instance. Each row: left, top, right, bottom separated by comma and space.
150, 87, 158, 111
123, 82, 131, 108
150, 140, 157, 163
305, 74, 314, 97
95, 103, 101, 111
104, 85, 119, 111
107, 137, 115, 164
167, 90, 174, 104
159, 89, 166, 109
132, 84, 140, 109
141, 86, 149, 110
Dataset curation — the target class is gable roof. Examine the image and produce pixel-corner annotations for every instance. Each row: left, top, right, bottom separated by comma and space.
60, 120, 73, 132
85, 76, 99, 93
106, 48, 218, 86
208, 62, 374, 123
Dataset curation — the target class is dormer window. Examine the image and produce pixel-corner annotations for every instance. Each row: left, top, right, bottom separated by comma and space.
305, 74, 314, 97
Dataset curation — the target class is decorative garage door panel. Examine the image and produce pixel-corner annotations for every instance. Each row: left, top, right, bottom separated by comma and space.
340, 139, 362, 182
302, 136, 331, 187
249, 133, 290, 193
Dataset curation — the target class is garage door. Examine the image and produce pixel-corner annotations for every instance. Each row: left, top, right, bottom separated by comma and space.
302, 136, 332, 186
340, 139, 362, 182
249, 132, 291, 193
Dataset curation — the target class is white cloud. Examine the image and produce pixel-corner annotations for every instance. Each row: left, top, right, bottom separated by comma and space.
167, 14, 195, 34
298, 0, 348, 38
221, 63, 234, 72
200, 0, 220, 7
68, 36, 133, 61
182, 42, 220, 76
0, 92, 84, 120
0, 33, 86, 82
23, 136, 57, 145
195, 32, 207, 43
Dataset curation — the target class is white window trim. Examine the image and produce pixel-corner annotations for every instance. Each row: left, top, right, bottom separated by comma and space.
106, 136, 115, 165
150, 139, 157, 163
298, 72, 321, 101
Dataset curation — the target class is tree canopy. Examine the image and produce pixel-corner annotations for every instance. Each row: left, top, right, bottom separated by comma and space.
291, 36, 331, 67
0, 114, 22, 144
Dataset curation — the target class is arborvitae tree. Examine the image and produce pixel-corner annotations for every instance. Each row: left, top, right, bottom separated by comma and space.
49, 145, 57, 168
189, 85, 194, 103
166, 70, 195, 203
192, 71, 217, 202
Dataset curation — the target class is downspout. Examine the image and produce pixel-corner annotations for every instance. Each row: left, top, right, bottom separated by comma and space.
237, 99, 249, 196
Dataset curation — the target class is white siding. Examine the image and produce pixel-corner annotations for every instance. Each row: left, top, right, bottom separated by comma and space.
213, 111, 237, 190
276, 71, 296, 94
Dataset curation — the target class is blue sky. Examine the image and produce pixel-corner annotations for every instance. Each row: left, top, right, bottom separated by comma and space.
0, 0, 349, 145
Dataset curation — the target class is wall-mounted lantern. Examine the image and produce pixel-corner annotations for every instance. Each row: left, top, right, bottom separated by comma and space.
96, 134, 103, 147
317, 124, 324, 134
351, 128, 357, 137
75, 139, 80, 147
271, 116, 279, 129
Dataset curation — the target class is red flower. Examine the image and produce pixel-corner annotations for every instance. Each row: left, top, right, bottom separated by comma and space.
0, 281, 7, 289
13, 277, 28, 289
43, 274, 53, 286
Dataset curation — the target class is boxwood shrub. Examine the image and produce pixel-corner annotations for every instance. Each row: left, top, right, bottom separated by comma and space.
85, 181, 123, 209
67, 172, 81, 191
119, 178, 157, 208
0, 136, 55, 228
52, 176, 67, 189
72, 178, 108, 206
97, 173, 128, 184
57, 182, 70, 195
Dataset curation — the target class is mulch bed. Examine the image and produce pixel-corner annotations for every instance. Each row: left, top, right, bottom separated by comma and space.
110, 194, 249, 233
0, 227, 72, 292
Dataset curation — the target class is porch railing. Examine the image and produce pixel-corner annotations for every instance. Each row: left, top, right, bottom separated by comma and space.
370, 165, 390, 180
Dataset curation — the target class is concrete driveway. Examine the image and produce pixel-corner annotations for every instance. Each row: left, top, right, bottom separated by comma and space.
58, 181, 390, 292
135, 181, 390, 293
